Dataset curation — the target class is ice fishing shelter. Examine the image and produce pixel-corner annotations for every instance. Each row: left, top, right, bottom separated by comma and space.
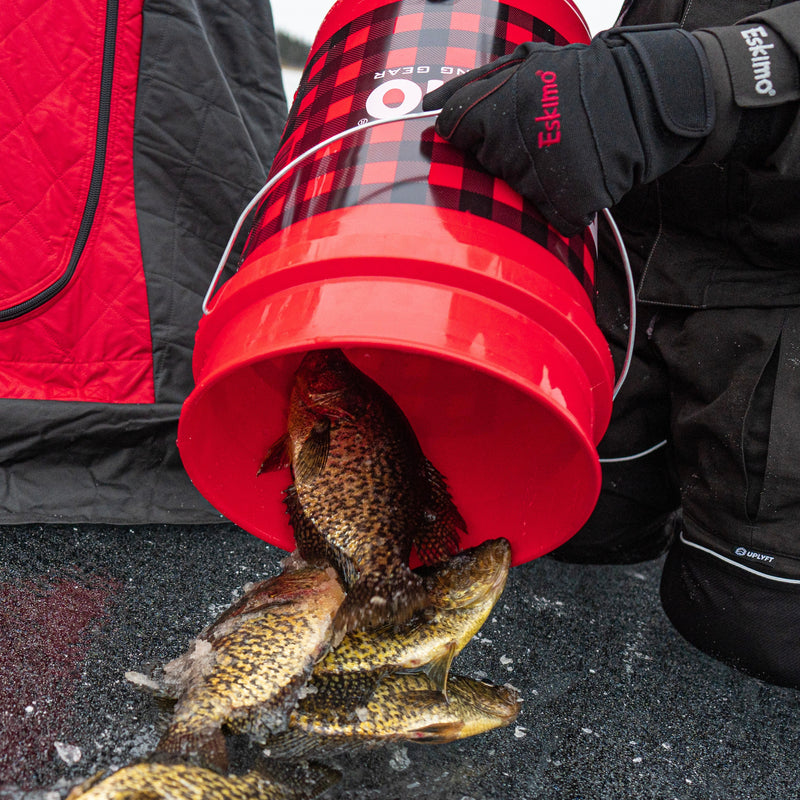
0, 0, 287, 522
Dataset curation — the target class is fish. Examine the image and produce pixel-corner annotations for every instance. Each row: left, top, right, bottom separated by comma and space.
154, 559, 344, 769
65, 758, 341, 800
259, 348, 465, 637
314, 538, 511, 697
259, 671, 522, 759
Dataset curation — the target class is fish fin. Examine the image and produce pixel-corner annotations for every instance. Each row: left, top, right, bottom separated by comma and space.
260, 729, 359, 760
156, 724, 229, 772
204, 577, 297, 635
337, 557, 360, 592
413, 459, 465, 565
124, 671, 178, 709
66, 771, 110, 799
258, 433, 291, 475
293, 418, 331, 483
421, 641, 457, 701
153, 695, 179, 718
152, 702, 178, 741
125, 672, 179, 729
333, 567, 428, 639
209, 589, 273, 627
305, 389, 355, 422
284, 483, 324, 559
391, 687, 465, 742
411, 719, 465, 744
250, 757, 342, 799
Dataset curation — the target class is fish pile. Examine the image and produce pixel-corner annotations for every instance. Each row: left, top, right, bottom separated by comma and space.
260, 348, 465, 637
67, 349, 520, 799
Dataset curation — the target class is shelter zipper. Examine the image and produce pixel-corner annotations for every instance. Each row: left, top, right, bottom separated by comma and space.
0, 0, 118, 322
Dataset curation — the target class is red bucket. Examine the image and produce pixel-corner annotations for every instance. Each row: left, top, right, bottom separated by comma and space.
178, 0, 615, 566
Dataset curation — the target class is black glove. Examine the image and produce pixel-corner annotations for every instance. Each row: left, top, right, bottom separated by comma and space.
423, 25, 716, 236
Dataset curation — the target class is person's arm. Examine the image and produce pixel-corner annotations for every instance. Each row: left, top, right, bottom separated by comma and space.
422, 4, 800, 236
692, 4, 800, 170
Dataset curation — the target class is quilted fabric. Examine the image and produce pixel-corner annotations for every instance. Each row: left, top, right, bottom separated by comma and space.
0, 0, 153, 402
0, 0, 287, 523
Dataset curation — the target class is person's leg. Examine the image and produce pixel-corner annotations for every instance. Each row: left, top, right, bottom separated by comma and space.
552, 230, 680, 564
656, 306, 800, 688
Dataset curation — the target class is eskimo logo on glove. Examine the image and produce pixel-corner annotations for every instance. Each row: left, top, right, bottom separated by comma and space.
535, 70, 560, 147
740, 26, 776, 97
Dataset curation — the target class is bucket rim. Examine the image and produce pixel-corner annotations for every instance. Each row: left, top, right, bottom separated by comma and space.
179, 335, 602, 565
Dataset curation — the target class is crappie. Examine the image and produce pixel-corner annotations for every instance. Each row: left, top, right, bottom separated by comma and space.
155, 561, 344, 768
65, 759, 340, 800
314, 538, 511, 696
260, 672, 522, 758
260, 349, 464, 637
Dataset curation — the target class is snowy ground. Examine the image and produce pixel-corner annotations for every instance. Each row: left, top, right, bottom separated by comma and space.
2, 524, 798, 799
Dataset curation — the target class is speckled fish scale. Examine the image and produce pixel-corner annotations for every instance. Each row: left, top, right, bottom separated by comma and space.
66, 759, 340, 800
314, 539, 512, 696
260, 349, 464, 638
260, 672, 522, 758
157, 565, 344, 765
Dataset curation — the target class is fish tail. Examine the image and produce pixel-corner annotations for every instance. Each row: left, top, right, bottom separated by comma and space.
155, 720, 229, 772
250, 756, 342, 798
333, 567, 428, 639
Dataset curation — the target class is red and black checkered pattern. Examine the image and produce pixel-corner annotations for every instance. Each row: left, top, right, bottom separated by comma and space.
243, 0, 595, 299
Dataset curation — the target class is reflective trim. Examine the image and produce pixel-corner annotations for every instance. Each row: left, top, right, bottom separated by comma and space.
680, 532, 800, 585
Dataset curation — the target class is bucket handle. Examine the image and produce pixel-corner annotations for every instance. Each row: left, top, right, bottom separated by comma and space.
201, 110, 442, 317
201, 111, 635, 401
601, 208, 635, 401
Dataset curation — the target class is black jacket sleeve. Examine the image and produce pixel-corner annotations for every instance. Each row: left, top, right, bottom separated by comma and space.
694, 2, 800, 173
